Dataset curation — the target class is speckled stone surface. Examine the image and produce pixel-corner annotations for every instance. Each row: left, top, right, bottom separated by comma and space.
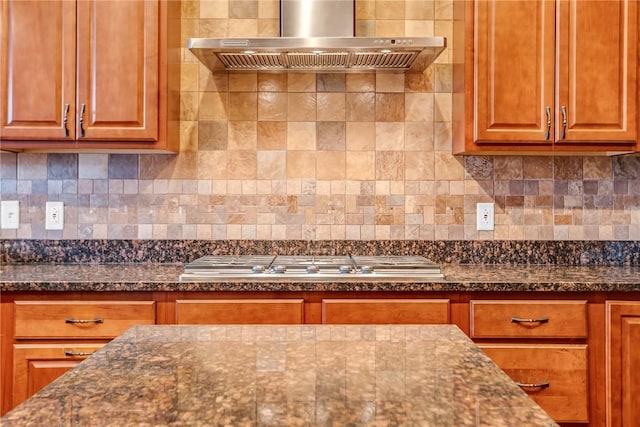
2, 264, 640, 292
0, 324, 558, 426
3, 239, 640, 266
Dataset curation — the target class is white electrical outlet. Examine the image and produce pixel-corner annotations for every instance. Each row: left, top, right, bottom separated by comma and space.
1, 200, 20, 229
476, 202, 494, 231
46, 201, 64, 230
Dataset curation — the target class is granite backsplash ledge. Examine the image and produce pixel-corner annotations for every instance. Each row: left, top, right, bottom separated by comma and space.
1, 239, 639, 266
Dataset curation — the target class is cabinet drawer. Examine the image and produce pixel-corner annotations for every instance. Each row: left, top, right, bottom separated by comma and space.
14, 301, 156, 339
175, 299, 304, 324
322, 299, 450, 324
480, 344, 588, 423
470, 300, 587, 338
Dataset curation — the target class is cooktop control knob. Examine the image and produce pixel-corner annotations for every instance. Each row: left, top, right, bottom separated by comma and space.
360, 265, 374, 274
339, 265, 353, 274
306, 265, 320, 274
272, 265, 287, 274
252, 265, 265, 274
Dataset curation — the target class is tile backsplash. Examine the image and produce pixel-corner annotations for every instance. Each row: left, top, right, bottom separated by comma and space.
1, 0, 640, 241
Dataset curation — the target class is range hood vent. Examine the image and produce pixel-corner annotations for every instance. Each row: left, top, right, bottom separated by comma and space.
188, 0, 446, 73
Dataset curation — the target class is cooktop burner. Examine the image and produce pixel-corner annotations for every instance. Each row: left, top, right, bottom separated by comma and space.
179, 255, 444, 282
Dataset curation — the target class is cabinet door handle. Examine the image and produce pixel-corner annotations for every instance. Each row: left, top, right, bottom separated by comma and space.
79, 104, 86, 137
64, 350, 95, 357
65, 317, 104, 324
560, 105, 567, 139
544, 106, 551, 140
516, 381, 550, 389
510, 316, 549, 324
63, 103, 70, 137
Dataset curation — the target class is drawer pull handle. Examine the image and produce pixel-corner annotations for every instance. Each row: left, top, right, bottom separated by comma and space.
510, 316, 549, 324
516, 381, 550, 389
65, 317, 104, 324
64, 350, 95, 357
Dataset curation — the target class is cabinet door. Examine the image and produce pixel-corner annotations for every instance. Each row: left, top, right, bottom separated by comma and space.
473, 0, 555, 144
75, 0, 158, 141
1, 0, 76, 141
606, 301, 640, 427
556, 0, 637, 143
13, 343, 104, 407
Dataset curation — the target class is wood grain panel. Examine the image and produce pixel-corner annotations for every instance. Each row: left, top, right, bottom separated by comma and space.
322, 299, 449, 324
606, 301, 640, 427
175, 299, 305, 324
13, 343, 104, 407
14, 301, 155, 339
481, 344, 588, 423
470, 300, 587, 338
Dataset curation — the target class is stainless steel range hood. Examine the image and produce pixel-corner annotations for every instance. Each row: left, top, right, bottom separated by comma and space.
188, 0, 446, 73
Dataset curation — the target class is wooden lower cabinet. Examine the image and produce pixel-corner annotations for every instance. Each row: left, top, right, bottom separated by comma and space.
175, 299, 305, 324
321, 299, 450, 324
12, 343, 104, 407
606, 301, 640, 427
480, 344, 589, 423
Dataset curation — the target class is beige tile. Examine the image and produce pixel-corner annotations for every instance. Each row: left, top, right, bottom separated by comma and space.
257, 121, 286, 149
258, 73, 287, 91
405, 122, 434, 151
200, 0, 227, 18
376, 74, 405, 93
258, 92, 287, 121
405, 93, 434, 121
288, 73, 316, 92
317, 93, 346, 121
228, 121, 257, 149
376, 0, 405, 19
376, 151, 404, 180
406, 0, 434, 20
257, 18, 279, 36
405, 20, 434, 37
229, 92, 257, 120
434, 152, 464, 180
317, 152, 346, 180
287, 122, 316, 149
258, 0, 279, 19
197, 151, 228, 179
228, 18, 258, 36
199, 19, 228, 37
199, 92, 229, 120
375, 20, 405, 37
346, 92, 376, 122
346, 73, 376, 92
227, 150, 257, 179
346, 152, 376, 180
229, 73, 257, 91
356, 0, 376, 20
257, 151, 286, 179
346, 122, 376, 151
287, 151, 316, 179
375, 93, 404, 122
287, 92, 317, 122
375, 122, 404, 150
317, 122, 346, 150
405, 151, 434, 180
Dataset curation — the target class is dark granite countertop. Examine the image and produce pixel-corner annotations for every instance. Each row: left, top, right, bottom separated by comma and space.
1, 264, 640, 292
0, 324, 558, 426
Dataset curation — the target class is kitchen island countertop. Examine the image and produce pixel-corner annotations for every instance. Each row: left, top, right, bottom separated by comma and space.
1, 263, 640, 292
0, 324, 558, 426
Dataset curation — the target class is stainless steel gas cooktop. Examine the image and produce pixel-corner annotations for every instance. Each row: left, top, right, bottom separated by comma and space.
179, 255, 444, 282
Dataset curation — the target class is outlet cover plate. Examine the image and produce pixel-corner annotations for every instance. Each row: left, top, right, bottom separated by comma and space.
45, 201, 64, 230
477, 202, 494, 231
1, 200, 20, 229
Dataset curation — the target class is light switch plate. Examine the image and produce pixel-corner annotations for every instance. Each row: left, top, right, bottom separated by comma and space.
45, 201, 64, 230
1, 200, 20, 229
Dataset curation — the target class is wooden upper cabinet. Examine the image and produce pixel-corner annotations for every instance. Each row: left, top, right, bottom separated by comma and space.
76, 0, 158, 141
456, 0, 638, 154
0, 0, 76, 142
0, 0, 178, 152
474, 0, 555, 144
